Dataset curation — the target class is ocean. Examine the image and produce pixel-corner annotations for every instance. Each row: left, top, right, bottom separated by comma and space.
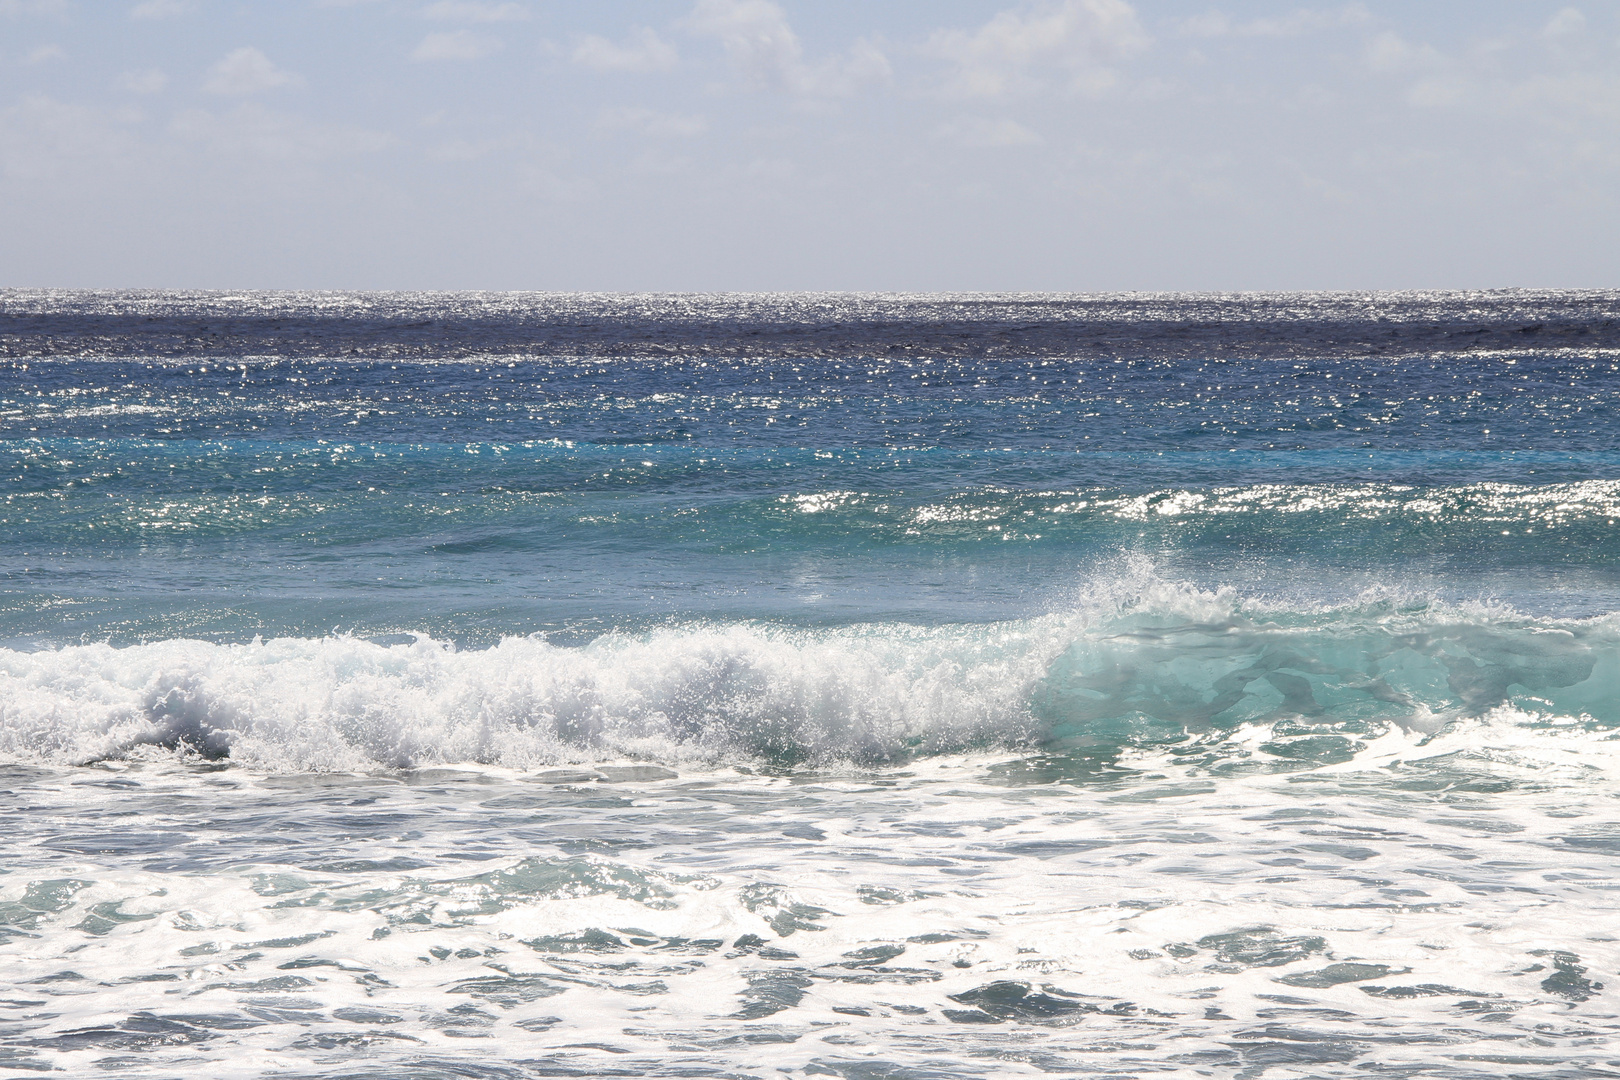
3, 289, 1620, 1078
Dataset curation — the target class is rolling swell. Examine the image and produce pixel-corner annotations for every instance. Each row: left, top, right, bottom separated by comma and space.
3, 589, 1616, 772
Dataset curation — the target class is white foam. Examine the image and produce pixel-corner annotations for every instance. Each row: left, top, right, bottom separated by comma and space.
0, 622, 1068, 771
5, 724, 1620, 1077
6, 577, 1620, 773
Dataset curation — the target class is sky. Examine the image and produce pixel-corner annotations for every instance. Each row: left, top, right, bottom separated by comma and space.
1, 0, 1617, 291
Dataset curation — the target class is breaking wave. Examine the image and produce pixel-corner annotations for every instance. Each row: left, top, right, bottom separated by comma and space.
4, 578, 1620, 772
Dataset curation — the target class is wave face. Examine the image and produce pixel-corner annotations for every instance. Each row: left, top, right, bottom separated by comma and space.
5, 588, 1617, 771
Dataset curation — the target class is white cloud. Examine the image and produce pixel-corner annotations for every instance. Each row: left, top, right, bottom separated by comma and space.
744, 156, 795, 182
625, 148, 692, 177
518, 163, 595, 203
1406, 75, 1468, 108
204, 47, 301, 95
573, 27, 678, 73
131, 0, 188, 18
170, 104, 391, 162
428, 137, 503, 162
685, 0, 890, 96
598, 106, 706, 138
411, 30, 502, 61
924, 0, 1148, 98
936, 115, 1042, 147
686, 0, 797, 82
117, 68, 168, 94
1176, 13, 1231, 38
1365, 31, 1442, 74
0, 0, 67, 15
1509, 71, 1620, 125
24, 43, 64, 63
1366, 23, 1620, 123
1543, 7, 1585, 38
1177, 5, 1369, 39
421, 1, 528, 22
1363, 33, 1467, 107
0, 95, 140, 182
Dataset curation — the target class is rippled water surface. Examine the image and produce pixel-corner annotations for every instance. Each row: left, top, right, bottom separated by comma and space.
4, 290, 1620, 1077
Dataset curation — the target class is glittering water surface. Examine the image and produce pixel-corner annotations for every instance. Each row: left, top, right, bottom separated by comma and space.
4, 291, 1620, 1078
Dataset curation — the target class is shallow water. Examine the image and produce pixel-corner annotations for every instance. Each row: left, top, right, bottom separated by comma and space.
4, 290, 1620, 1077
4, 729, 1619, 1079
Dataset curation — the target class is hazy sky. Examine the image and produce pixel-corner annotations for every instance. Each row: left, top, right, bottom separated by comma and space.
2, 0, 1617, 290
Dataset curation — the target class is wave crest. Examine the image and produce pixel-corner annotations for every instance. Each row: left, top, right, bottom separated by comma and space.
0, 623, 1057, 771
4, 584, 1620, 772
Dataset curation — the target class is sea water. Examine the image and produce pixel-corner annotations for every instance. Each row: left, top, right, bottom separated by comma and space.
3, 290, 1620, 1077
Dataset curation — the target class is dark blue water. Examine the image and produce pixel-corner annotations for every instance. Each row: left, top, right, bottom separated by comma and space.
6, 289, 1620, 649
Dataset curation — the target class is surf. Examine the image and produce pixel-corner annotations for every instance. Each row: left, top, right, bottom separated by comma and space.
4, 582, 1618, 773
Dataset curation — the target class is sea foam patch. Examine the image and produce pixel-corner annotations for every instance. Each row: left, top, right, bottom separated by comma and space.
1, 731, 1617, 1078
